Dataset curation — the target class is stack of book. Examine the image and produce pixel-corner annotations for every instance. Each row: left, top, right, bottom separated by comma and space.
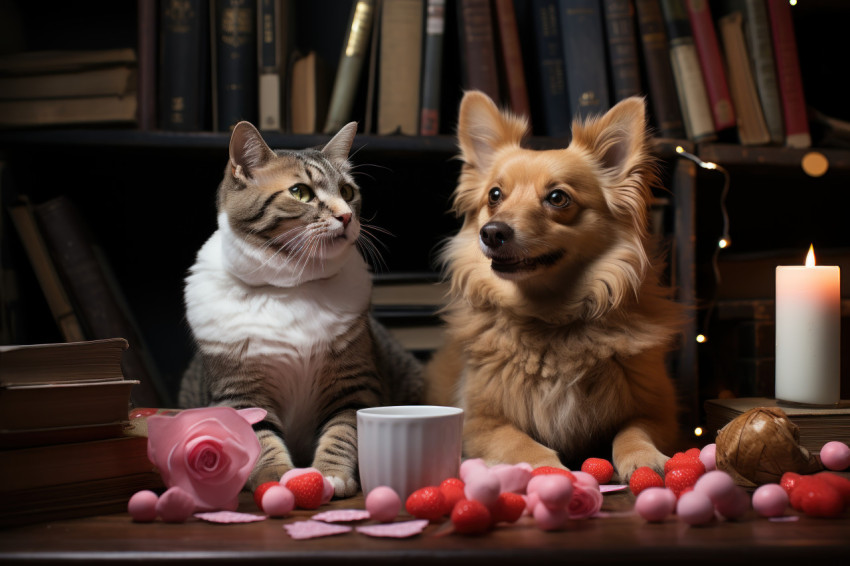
0, 338, 162, 527
704, 397, 850, 455
371, 274, 449, 357
0, 48, 138, 128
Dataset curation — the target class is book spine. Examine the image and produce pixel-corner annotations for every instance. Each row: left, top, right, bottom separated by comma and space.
659, 0, 715, 142
257, 0, 282, 131
213, 0, 258, 132
159, 0, 207, 131
420, 0, 445, 136
136, 0, 157, 130
602, 0, 643, 102
558, 0, 610, 120
634, 0, 685, 139
766, 0, 811, 148
529, 0, 570, 136
743, 0, 784, 145
493, 0, 531, 122
718, 11, 770, 146
457, 0, 501, 103
324, 0, 376, 134
686, 0, 736, 132
33, 197, 166, 408
378, 0, 424, 135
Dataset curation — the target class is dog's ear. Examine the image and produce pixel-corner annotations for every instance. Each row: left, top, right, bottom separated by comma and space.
457, 90, 527, 171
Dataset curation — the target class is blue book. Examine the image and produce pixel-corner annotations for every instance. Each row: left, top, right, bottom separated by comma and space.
558, 0, 610, 120
529, 0, 571, 136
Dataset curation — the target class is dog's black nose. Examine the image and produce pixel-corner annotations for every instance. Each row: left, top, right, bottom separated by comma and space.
480, 221, 514, 248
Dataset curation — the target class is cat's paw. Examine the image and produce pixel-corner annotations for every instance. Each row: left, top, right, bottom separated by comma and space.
247, 463, 292, 492
324, 474, 359, 498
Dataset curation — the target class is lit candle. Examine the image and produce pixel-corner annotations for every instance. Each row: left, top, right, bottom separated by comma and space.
775, 245, 841, 406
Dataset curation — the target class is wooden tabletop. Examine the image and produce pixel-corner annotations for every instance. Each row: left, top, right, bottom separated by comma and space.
1, 488, 848, 565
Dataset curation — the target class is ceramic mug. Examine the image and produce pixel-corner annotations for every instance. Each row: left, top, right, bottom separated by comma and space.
356, 405, 463, 500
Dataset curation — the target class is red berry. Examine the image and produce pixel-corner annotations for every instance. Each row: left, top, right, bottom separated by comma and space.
629, 466, 664, 496
796, 476, 844, 518
439, 480, 466, 516
780, 472, 802, 495
664, 466, 704, 498
284, 472, 325, 510
664, 452, 706, 475
490, 492, 526, 524
450, 499, 492, 534
581, 458, 614, 485
531, 466, 577, 482
816, 472, 850, 508
685, 447, 702, 459
405, 486, 446, 521
253, 481, 281, 511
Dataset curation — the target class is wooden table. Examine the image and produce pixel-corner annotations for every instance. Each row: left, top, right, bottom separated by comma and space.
1, 489, 848, 565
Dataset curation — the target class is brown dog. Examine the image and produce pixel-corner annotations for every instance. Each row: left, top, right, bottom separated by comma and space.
425, 91, 684, 480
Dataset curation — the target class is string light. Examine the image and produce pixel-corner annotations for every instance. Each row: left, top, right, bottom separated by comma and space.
694, 427, 704, 437
676, 146, 732, 344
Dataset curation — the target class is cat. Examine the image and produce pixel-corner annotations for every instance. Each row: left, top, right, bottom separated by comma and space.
179, 121, 423, 497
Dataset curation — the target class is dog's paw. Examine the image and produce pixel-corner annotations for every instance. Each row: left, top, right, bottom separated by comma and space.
614, 450, 668, 483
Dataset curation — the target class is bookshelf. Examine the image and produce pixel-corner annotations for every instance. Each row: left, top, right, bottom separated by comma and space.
1, 0, 848, 437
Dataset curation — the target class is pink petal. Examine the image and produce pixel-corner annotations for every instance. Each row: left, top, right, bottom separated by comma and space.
194, 511, 267, 523
284, 520, 352, 540
356, 520, 429, 538
311, 509, 371, 523
600, 484, 628, 493
237, 407, 267, 425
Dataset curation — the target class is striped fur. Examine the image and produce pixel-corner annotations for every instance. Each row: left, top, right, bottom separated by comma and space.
180, 122, 422, 497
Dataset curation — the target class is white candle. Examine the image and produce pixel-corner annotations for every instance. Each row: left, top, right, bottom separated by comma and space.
775, 245, 841, 406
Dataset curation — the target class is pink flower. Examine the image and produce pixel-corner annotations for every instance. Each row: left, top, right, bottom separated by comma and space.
146, 407, 265, 512
568, 483, 604, 519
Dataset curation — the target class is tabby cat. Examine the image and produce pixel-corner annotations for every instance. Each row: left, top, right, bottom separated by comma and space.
179, 121, 423, 497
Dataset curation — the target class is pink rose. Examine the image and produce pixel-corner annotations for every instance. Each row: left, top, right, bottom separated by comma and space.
568, 483, 604, 519
146, 407, 265, 512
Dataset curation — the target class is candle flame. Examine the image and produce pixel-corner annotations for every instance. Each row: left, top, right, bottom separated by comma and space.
805, 244, 816, 267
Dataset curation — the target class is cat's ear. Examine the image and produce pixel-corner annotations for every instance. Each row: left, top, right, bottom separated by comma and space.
229, 121, 276, 181
322, 121, 357, 167
457, 90, 527, 171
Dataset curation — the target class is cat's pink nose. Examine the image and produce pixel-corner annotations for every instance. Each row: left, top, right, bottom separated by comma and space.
337, 213, 352, 228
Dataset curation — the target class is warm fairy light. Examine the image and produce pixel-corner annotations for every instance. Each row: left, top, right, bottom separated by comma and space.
694, 427, 704, 437
718, 238, 729, 249
696, 334, 707, 343
805, 244, 816, 267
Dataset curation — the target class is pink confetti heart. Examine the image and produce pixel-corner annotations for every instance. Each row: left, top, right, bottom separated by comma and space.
355, 519, 429, 538
284, 520, 352, 540
600, 484, 628, 493
311, 509, 371, 523
194, 511, 267, 524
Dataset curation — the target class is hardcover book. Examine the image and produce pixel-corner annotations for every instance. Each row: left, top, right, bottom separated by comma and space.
377, 0, 423, 135
159, 0, 209, 131
257, 0, 295, 131
741, 0, 784, 145
558, 0, 610, 120
212, 0, 257, 131
494, 0, 531, 122
457, 0, 501, 103
602, 0, 643, 102
529, 0, 570, 136
420, 0, 446, 136
686, 0, 736, 133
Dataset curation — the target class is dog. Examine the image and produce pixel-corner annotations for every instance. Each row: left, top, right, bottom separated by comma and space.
424, 91, 685, 480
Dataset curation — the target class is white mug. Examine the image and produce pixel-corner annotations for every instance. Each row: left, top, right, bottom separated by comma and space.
356, 405, 463, 501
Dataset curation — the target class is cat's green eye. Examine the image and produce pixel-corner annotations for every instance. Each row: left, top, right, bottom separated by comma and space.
340, 184, 355, 202
289, 184, 315, 203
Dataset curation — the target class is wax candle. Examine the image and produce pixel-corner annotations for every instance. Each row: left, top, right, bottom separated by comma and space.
775, 245, 840, 406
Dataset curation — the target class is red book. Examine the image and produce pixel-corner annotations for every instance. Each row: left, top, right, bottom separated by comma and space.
766, 0, 811, 148
494, 0, 531, 123
686, 0, 735, 132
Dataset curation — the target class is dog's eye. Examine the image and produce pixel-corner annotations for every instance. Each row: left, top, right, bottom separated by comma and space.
546, 190, 571, 208
488, 187, 502, 205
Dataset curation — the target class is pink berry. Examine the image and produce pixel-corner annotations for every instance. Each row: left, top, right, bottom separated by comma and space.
261, 485, 295, 517
463, 470, 501, 508
533, 501, 569, 530
820, 441, 850, 471
634, 487, 676, 522
752, 483, 789, 518
156, 486, 195, 523
365, 486, 402, 523
528, 474, 573, 510
693, 470, 736, 505
699, 444, 717, 472
676, 491, 715, 526
128, 490, 159, 522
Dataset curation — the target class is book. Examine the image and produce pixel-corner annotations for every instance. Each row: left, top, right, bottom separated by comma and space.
258, 0, 295, 131
558, 0, 610, 120
0, 66, 137, 100
718, 11, 771, 146
0, 48, 137, 74
211, 0, 258, 131
741, 0, 785, 145
159, 0, 210, 131
494, 0, 531, 122
686, 0, 736, 133
419, 0, 446, 136
7, 199, 85, 342
290, 51, 330, 134
529, 0, 570, 136
33, 196, 166, 408
0, 337, 128, 386
0, 379, 138, 431
323, 0, 376, 134
137, 0, 157, 131
659, 0, 715, 142
766, 0, 811, 149
456, 0, 501, 103
704, 397, 850, 455
602, 0, 643, 102
0, 94, 138, 128
377, 0, 424, 135
634, 0, 685, 139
